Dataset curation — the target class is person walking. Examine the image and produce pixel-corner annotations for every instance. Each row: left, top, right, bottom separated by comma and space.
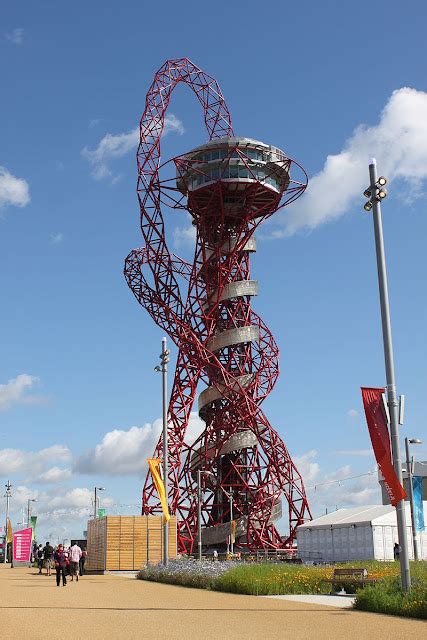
69, 542, 82, 581
79, 549, 87, 576
54, 544, 67, 587
36, 544, 44, 574
43, 541, 54, 577
64, 546, 70, 576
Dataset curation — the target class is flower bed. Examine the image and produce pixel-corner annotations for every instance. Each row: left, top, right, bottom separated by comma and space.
137, 558, 233, 589
213, 560, 403, 595
138, 559, 399, 594
137, 559, 427, 618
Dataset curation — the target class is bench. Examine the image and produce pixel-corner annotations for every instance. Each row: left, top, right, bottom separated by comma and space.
325, 568, 377, 593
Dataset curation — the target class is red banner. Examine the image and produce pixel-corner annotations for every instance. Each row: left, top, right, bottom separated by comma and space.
361, 387, 406, 507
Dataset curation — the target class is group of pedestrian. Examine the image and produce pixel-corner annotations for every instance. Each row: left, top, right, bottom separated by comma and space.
35, 542, 87, 587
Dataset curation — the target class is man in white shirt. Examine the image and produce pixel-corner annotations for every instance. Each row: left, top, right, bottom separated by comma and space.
69, 543, 82, 581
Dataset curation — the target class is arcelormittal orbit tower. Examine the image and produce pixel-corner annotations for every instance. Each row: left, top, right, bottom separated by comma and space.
125, 58, 311, 553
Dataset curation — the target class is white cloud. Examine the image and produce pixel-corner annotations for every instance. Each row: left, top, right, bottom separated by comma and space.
295, 449, 381, 516
0, 167, 30, 210
276, 87, 427, 236
5, 28, 24, 45
74, 421, 161, 475
36, 467, 72, 484
174, 213, 196, 249
75, 411, 203, 476
46, 487, 113, 512
82, 114, 184, 181
49, 232, 63, 244
1, 412, 199, 539
9, 485, 116, 541
294, 449, 320, 484
184, 412, 205, 445
0, 374, 39, 410
0, 445, 71, 480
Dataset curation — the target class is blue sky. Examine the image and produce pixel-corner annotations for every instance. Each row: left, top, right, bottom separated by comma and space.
1, 0, 426, 541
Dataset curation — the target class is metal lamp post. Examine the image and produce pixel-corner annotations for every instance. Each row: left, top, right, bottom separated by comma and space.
94, 487, 105, 519
155, 337, 170, 567
221, 487, 234, 555
197, 470, 214, 561
405, 437, 422, 560
4, 481, 12, 563
27, 499, 37, 529
363, 159, 411, 592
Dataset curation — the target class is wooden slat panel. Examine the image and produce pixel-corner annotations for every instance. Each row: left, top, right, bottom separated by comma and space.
87, 515, 177, 571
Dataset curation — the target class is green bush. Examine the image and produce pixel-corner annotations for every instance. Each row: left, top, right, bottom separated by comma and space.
355, 578, 427, 619
354, 563, 427, 620
139, 569, 214, 590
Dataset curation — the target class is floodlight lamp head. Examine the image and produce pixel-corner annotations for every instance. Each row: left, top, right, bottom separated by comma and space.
364, 201, 373, 212
378, 188, 387, 199
377, 176, 387, 186
154, 365, 162, 372
409, 438, 422, 445
363, 188, 371, 198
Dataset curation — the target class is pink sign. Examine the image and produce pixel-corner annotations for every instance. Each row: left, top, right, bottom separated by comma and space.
13, 528, 32, 563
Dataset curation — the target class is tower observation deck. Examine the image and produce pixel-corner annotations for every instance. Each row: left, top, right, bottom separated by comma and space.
124, 58, 311, 552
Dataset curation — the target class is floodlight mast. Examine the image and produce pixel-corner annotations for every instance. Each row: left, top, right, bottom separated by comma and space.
364, 160, 411, 592
124, 58, 311, 553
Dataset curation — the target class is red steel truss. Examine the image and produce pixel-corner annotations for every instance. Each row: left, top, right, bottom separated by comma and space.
124, 58, 311, 553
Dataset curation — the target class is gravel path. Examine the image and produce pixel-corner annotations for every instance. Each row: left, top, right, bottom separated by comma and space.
0, 564, 425, 639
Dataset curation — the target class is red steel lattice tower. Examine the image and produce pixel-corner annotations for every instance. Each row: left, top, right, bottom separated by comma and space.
124, 58, 311, 553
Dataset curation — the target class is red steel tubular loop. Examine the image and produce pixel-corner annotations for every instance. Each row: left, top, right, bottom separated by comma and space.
124, 58, 311, 552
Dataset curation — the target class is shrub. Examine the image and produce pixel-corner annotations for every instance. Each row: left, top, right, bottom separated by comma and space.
137, 558, 233, 590
354, 563, 427, 620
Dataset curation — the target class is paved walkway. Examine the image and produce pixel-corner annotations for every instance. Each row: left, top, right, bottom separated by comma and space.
0, 565, 425, 639
263, 594, 355, 608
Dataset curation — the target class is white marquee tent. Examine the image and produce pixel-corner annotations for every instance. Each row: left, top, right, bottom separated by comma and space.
297, 503, 427, 562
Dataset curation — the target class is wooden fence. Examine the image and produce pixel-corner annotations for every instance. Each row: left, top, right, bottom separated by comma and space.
86, 515, 177, 571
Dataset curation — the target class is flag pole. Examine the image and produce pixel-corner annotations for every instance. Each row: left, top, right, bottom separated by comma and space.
161, 337, 169, 567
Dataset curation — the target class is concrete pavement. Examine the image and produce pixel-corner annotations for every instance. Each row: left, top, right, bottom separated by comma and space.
263, 594, 356, 608
0, 564, 425, 639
